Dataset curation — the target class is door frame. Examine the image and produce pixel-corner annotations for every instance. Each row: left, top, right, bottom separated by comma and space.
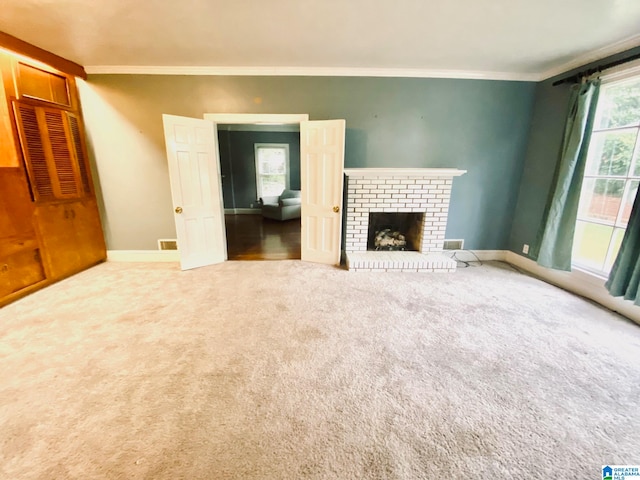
203, 113, 309, 125
203, 113, 309, 260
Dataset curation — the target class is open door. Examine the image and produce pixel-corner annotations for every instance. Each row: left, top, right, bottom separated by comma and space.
162, 114, 227, 270
300, 119, 346, 265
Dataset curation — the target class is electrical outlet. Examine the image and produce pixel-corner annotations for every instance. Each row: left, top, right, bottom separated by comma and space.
522, 244, 529, 254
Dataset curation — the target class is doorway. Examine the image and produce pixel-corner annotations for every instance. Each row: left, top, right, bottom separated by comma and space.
216, 121, 302, 260
225, 214, 301, 260
163, 113, 345, 270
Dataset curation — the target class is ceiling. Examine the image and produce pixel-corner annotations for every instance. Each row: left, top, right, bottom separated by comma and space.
1, 0, 640, 81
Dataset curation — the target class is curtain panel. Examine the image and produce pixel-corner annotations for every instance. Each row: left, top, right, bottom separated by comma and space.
606, 188, 640, 305
533, 79, 601, 271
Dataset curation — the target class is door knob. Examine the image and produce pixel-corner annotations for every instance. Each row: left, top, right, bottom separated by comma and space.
333, 205, 340, 213
175, 206, 183, 214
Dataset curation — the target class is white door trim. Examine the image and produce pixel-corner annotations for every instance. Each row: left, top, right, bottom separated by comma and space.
203, 113, 309, 124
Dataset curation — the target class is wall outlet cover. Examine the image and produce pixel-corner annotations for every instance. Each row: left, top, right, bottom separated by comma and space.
523, 244, 529, 254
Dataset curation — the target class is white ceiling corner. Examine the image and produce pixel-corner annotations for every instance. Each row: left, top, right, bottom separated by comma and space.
539, 32, 640, 81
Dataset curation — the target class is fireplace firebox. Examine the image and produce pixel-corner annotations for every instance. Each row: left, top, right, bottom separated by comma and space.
367, 212, 424, 251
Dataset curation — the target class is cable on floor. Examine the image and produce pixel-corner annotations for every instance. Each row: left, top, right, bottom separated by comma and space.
445, 249, 483, 268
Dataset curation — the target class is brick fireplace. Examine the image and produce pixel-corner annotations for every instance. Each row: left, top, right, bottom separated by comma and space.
344, 168, 466, 272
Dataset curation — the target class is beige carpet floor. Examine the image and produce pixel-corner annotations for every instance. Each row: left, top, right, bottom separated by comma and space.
0, 260, 639, 479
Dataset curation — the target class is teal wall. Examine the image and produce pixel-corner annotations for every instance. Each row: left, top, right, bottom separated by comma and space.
508, 46, 640, 256
81, 75, 536, 250
218, 130, 301, 209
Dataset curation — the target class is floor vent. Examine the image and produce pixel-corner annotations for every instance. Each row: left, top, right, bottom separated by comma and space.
157, 239, 178, 250
443, 239, 464, 250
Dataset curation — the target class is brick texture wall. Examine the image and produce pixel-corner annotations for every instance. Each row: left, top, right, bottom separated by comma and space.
345, 174, 454, 254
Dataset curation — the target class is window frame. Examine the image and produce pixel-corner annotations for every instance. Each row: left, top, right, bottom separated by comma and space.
572, 67, 640, 277
254, 143, 290, 199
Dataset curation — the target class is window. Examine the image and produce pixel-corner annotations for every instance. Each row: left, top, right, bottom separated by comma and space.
255, 143, 289, 198
573, 74, 640, 276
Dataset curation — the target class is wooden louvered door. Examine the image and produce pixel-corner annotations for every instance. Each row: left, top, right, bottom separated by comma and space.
13, 102, 87, 201
13, 102, 56, 201
42, 108, 81, 198
66, 112, 93, 195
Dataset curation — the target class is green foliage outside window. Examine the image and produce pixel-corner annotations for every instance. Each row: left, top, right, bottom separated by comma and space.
589, 80, 640, 197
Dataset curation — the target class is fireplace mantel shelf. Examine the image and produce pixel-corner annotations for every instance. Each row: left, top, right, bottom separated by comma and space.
344, 168, 466, 177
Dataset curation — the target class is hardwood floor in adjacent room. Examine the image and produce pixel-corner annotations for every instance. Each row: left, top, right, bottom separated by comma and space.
225, 214, 301, 260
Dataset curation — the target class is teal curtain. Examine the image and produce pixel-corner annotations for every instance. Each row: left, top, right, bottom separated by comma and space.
606, 191, 640, 305
533, 79, 601, 271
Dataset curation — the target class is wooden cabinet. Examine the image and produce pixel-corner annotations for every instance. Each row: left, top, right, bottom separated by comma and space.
0, 50, 106, 307
35, 200, 105, 279
0, 247, 45, 298
0, 167, 46, 302
73, 199, 107, 266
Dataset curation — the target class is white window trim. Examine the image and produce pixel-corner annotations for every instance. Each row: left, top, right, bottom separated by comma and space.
254, 143, 290, 198
598, 58, 640, 84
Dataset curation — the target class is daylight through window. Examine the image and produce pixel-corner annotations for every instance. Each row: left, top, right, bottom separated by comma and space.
573, 74, 640, 275
255, 144, 290, 198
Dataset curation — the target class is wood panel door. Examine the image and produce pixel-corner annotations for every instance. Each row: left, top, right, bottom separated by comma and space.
163, 114, 227, 270
72, 199, 106, 266
34, 200, 105, 279
35, 203, 81, 278
0, 168, 45, 298
300, 120, 346, 265
0, 248, 45, 297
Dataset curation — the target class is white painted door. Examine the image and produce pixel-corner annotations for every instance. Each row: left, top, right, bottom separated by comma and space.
300, 119, 346, 265
162, 114, 227, 270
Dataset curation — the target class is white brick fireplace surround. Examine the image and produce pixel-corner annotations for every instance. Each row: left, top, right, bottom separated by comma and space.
344, 168, 466, 272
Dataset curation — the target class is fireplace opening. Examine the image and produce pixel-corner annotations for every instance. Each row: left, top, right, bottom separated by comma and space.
367, 212, 424, 251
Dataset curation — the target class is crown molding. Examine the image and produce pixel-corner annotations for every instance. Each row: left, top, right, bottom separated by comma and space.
84, 65, 539, 82
539, 33, 640, 81
82, 34, 640, 83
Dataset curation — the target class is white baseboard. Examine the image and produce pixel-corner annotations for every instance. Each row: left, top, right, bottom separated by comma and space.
224, 208, 261, 214
443, 249, 507, 262
505, 251, 640, 325
107, 250, 180, 262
